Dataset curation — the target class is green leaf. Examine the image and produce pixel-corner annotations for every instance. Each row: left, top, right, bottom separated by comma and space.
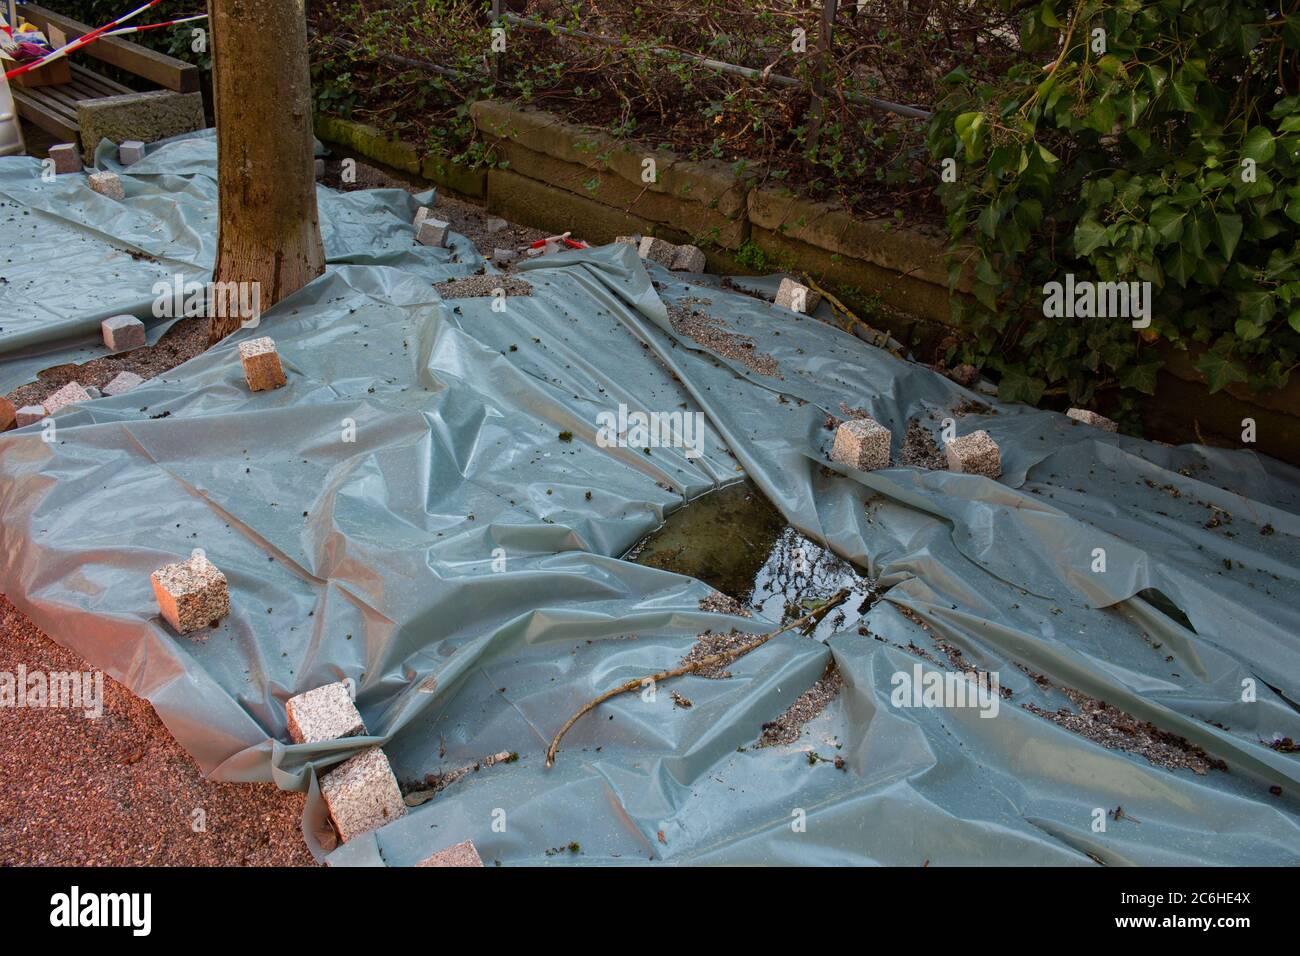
1118, 362, 1159, 395
1149, 203, 1186, 243
1243, 126, 1276, 163
1168, 79, 1197, 112
998, 366, 1046, 404
1194, 352, 1248, 393
1212, 212, 1243, 260
1074, 218, 1109, 255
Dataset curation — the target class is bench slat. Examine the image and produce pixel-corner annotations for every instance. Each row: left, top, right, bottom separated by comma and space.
16, 87, 78, 121
13, 93, 78, 141
70, 64, 133, 97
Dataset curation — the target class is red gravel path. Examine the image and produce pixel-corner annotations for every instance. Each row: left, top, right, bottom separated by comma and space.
0, 595, 315, 866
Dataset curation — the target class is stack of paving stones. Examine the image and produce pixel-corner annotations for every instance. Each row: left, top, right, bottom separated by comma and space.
150, 552, 230, 634
1066, 408, 1119, 432
286, 682, 407, 845
944, 429, 1002, 478
830, 417, 892, 471
238, 337, 287, 391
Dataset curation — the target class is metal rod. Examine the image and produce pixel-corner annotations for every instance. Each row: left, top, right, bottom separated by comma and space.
500, 11, 931, 120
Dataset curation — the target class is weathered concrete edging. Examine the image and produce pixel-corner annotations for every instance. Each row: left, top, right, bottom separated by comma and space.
314, 115, 486, 198
314, 105, 955, 319
314, 104, 1300, 463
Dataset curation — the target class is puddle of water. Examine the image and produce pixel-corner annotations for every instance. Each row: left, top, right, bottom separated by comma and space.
626, 481, 875, 640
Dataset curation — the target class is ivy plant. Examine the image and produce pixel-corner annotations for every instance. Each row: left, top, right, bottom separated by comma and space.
927, 0, 1300, 413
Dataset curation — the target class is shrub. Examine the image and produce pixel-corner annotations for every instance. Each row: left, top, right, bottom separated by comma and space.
928, 0, 1300, 414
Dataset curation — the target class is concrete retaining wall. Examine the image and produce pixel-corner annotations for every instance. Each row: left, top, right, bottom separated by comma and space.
315, 104, 1300, 465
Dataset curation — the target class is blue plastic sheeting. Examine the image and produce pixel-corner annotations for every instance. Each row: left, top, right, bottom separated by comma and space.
0, 138, 1297, 866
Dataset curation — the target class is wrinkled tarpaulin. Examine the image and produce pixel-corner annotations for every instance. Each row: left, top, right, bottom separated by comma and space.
1, 134, 1297, 866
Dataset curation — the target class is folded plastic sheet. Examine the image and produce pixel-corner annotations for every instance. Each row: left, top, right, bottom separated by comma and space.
0, 141, 1297, 866
0, 131, 474, 392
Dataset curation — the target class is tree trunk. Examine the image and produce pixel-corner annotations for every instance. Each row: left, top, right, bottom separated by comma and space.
207, 0, 325, 344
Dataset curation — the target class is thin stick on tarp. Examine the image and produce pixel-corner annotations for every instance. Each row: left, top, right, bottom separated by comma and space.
544, 587, 852, 767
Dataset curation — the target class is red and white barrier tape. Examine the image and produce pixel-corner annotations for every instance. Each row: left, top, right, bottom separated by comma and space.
4, 0, 175, 81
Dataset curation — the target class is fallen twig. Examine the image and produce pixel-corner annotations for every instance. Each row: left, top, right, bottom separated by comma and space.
545, 587, 851, 767
802, 274, 903, 357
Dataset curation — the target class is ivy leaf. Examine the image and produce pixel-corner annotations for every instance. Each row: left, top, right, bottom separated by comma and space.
1242, 126, 1276, 163
955, 112, 986, 162
1168, 79, 1197, 112
1118, 361, 1160, 395
997, 366, 1046, 404
1073, 218, 1109, 255
1237, 290, 1275, 328
1194, 351, 1248, 392
1212, 212, 1243, 260
1149, 203, 1186, 243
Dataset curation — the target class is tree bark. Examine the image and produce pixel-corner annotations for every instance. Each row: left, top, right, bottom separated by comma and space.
207, 0, 325, 344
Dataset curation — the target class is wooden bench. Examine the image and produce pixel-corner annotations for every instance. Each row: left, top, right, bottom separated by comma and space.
10, 3, 198, 143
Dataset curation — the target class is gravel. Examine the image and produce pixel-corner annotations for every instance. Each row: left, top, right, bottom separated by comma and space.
899, 419, 948, 470
666, 304, 780, 378
1021, 670, 1227, 776
679, 628, 757, 679
0, 595, 314, 866
434, 275, 534, 299
4, 317, 210, 413
757, 662, 843, 747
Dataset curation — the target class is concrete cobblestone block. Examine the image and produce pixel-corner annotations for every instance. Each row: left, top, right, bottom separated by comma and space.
775, 277, 821, 314
321, 747, 406, 844
102, 314, 146, 352
150, 553, 230, 634
671, 244, 707, 273
416, 840, 484, 867
238, 337, 286, 392
103, 371, 145, 396
87, 171, 125, 201
945, 429, 1002, 478
286, 682, 366, 745
638, 236, 676, 267
16, 406, 46, 427
1066, 408, 1119, 432
49, 143, 81, 174
416, 217, 450, 247
42, 381, 92, 416
831, 417, 892, 471
118, 140, 146, 166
